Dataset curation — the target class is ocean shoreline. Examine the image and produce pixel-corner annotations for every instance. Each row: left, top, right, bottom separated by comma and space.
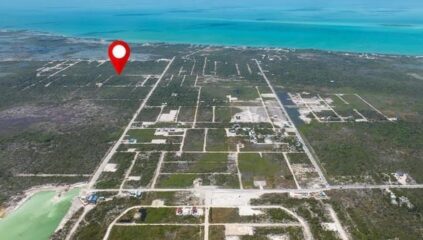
2, 28, 423, 58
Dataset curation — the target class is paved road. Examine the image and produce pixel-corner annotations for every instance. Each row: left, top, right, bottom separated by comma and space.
65, 205, 95, 240
87, 57, 175, 189
92, 183, 423, 194
69, 56, 422, 240
15, 173, 91, 177
254, 59, 328, 185
102, 204, 308, 240
68, 58, 175, 240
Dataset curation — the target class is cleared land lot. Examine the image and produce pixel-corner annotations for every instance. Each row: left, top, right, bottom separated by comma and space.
162, 153, 231, 173
110, 226, 204, 240
95, 152, 135, 189
123, 152, 161, 188
206, 129, 229, 151
156, 173, 239, 189
183, 129, 205, 151
210, 207, 296, 223
238, 153, 296, 189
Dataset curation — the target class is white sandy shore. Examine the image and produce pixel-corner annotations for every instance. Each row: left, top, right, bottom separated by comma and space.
55, 191, 85, 232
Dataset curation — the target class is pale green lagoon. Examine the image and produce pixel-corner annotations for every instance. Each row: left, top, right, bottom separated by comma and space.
0, 188, 80, 240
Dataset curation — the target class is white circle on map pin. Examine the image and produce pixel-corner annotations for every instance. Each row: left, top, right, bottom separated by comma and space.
112, 45, 126, 59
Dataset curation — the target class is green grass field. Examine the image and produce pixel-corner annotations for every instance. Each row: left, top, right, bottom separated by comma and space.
161, 153, 229, 173
206, 129, 229, 151
110, 226, 203, 240
126, 129, 156, 143
183, 129, 205, 151
238, 153, 296, 189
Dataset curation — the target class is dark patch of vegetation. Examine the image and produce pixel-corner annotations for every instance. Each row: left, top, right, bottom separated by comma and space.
300, 121, 423, 183
328, 189, 423, 240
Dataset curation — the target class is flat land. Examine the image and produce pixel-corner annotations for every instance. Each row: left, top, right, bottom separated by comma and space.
0, 31, 422, 240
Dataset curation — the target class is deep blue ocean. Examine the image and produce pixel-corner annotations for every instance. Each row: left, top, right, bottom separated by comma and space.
1, 0, 423, 55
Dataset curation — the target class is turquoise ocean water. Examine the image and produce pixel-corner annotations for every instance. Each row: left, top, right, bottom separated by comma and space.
1, 0, 423, 55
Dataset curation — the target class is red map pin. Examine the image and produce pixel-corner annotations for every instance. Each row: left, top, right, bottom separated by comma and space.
108, 40, 131, 75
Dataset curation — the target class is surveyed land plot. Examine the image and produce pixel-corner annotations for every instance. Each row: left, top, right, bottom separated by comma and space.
162, 152, 233, 174
123, 152, 161, 188
95, 152, 136, 189
238, 153, 297, 189
337, 94, 390, 121
183, 129, 205, 151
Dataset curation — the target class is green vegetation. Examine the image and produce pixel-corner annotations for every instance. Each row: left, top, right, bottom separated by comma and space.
197, 107, 213, 122
209, 217, 318, 240
215, 107, 243, 122
51, 208, 84, 240
201, 86, 259, 106
126, 129, 155, 143
95, 152, 135, 189
209, 226, 225, 240
162, 153, 229, 173
286, 153, 311, 164
300, 121, 423, 183
74, 197, 142, 240
137, 107, 161, 122
340, 94, 386, 121
241, 227, 304, 240
119, 207, 203, 224
183, 129, 205, 151
213, 174, 240, 188
0, 55, 169, 203
251, 193, 338, 240
109, 226, 203, 240
120, 143, 181, 152
124, 152, 161, 188
93, 87, 150, 100
148, 84, 198, 106
238, 153, 295, 189
0, 176, 87, 205
139, 191, 200, 206
2, 32, 423, 240
156, 173, 239, 189
329, 94, 358, 118
156, 174, 198, 188
328, 189, 423, 240
178, 107, 196, 122
206, 129, 229, 151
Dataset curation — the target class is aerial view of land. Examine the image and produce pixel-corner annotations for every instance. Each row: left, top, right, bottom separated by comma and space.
0, 29, 422, 240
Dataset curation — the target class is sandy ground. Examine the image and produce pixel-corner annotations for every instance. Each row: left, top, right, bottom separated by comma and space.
267, 234, 289, 240
56, 194, 84, 231
238, 207, 263, 216
231, 107, 269, 123
225, 225, 254, 236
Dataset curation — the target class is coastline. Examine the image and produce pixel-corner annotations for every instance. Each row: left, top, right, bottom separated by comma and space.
54, 187, 85, 233
0, 183, 85, 240
1, 182, 86, 219
2, 28, 423, 58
